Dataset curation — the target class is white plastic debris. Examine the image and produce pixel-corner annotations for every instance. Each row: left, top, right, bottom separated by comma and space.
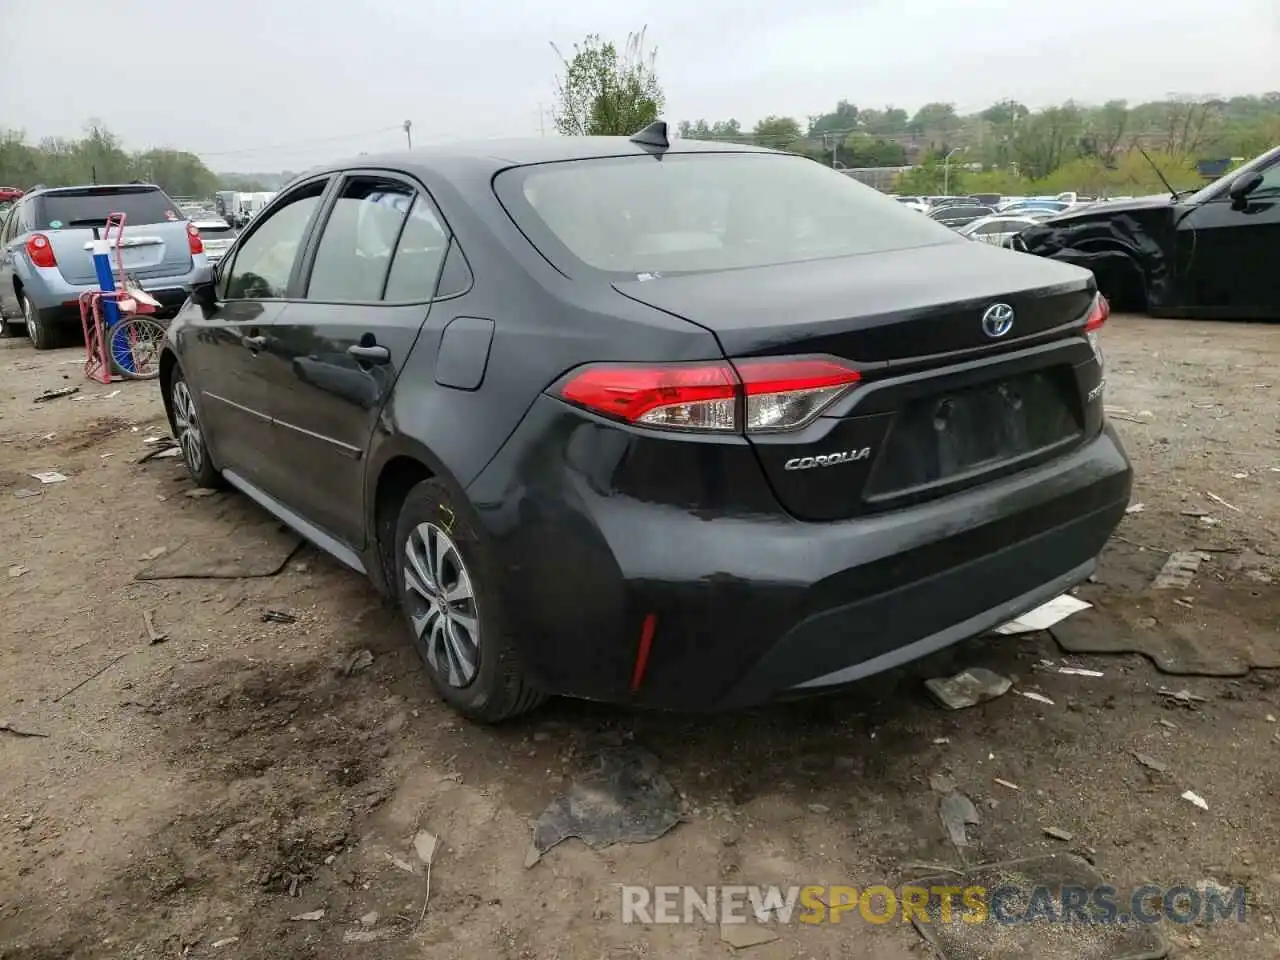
30, 471, 67, 484
1017, 690, 1055, 706
995, 595, 1091, 634
1058, 667, 1105, 677
1181, 790, 1209, 811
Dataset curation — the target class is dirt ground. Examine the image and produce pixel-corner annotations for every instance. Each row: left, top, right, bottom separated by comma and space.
0, 317, 1277, 960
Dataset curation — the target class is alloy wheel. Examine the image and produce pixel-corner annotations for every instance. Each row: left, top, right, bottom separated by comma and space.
171, 379, 204, 474
403, 522, 480, 688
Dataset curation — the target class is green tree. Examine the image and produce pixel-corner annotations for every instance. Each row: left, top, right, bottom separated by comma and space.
752, 116, 803, 149
551, 28, 664, 137
842, 135, 907, 167
808, 100, 859, 137
908, 102, 960, 138
859, 107, 909, 136
0, 123, 218, 195
677, 119, 747, 143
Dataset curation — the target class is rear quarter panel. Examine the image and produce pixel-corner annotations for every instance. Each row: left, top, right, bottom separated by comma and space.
364, 161, 725, 503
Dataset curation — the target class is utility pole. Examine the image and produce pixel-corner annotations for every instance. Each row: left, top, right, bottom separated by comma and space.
403, 120, 413, 150
943, 147, 963, 195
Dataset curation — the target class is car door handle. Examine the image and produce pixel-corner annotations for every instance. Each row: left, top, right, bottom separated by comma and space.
347, 344, 390, 363
243, 335, 267, 350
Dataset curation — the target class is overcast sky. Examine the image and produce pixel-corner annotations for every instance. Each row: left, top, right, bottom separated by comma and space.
1, 0, 1275, 171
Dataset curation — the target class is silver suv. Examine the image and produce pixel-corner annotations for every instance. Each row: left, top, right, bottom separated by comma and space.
0, 183, 210, 349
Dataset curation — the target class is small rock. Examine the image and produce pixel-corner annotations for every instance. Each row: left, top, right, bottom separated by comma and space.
211, 937, 239, 948
8, 565, 28, 578
138, 547, 167, 562
345, 649, 374, 675
185, 488, 217, 499
17, 814, 35, 832
1043, 826, 1074, 842
359, 911, 379, 926
928, 772, 957, 794
925, 667, 1011, 710
1134, 753, 1168, 773
806, 803, 830, 815
719, 920, 779, 949
289, 909, 325, 922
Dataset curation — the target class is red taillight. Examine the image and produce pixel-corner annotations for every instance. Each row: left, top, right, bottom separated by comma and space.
26, 233, 56, 269
1084, 293, 1109, 332
555, 356, 862, 434
187, 222, 204, 255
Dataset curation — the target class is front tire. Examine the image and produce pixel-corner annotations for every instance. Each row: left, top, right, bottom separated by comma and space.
393, 478, 545, 723
169, 369, 222, 488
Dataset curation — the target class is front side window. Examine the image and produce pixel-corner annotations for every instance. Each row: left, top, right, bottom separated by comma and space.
223, 180, 327, 300
307, 178, 414, 302
496, 153, 959, 278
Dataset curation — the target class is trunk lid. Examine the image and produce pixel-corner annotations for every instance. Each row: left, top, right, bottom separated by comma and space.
34, 186, 194, 284
613, 240, 1095, 363
614, 241, 1099, 522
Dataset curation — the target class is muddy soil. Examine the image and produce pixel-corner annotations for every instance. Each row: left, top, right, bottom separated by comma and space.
0, 317, 1277, 959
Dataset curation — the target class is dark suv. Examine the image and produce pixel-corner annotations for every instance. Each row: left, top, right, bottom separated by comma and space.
159, 131, 1132, 722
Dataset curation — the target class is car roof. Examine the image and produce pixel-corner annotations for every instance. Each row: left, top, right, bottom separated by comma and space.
309, 135, 779, 182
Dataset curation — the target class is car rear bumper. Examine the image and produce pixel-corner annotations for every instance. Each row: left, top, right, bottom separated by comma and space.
466, 397, 1133, 710
21, 263, 202, 322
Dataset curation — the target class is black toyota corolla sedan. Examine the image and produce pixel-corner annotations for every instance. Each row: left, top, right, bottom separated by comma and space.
158, 123, 1132, 722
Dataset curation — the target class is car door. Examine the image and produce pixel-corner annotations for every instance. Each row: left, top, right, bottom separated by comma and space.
1176, 157, 1280, 317
175, 176, 331, 486
259, 172, 453, 547
0, 202, 24, 318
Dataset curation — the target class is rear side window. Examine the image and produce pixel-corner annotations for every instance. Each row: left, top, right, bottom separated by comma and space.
307, 179, 414, 302
496, 153, 958, 277
34, 186, 181, 229
383, 195, 450, 301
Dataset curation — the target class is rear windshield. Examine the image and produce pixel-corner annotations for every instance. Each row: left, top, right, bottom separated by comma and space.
35, 187, 181, 229
495, 153, 959, 277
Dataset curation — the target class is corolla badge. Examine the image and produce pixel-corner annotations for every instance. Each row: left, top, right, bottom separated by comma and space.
982, 303, 1015, 338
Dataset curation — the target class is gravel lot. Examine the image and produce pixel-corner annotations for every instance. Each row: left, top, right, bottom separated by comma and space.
0, 316, 1277, 959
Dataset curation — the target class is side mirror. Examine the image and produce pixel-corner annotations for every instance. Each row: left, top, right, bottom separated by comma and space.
1228, 171, 1264, 203
189, 263, 218, 311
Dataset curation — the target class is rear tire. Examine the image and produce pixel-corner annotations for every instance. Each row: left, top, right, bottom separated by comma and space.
22, 294, 59, 350
393, 478, 545, 723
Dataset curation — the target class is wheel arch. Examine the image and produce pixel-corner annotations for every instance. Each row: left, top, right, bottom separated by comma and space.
158, 348, 180, 432
366, 436, 469, 596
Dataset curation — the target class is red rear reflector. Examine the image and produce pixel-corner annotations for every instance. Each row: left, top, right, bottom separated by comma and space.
187, 222, 204, 255
26, 233, 56, 269
555, 356, 861, 434
1084, 293, 1109, 332
629, 613, 657, 692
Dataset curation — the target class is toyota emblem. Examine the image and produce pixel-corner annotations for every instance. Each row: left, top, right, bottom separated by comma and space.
982, 303, 1015, 338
